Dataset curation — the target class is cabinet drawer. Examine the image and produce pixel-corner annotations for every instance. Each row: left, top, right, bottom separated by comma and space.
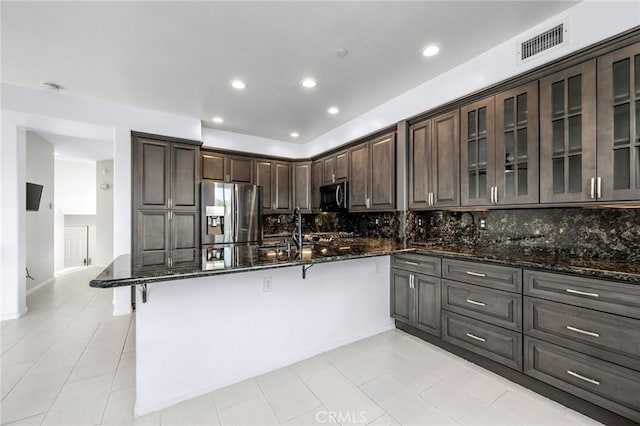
524, 270, 640, 319
392, 254, 441, 277
442, 311, 522, 370
525, 337, 640, 423
443, 280, 521, 331
442, 259, 521, 293
524, 297, 640, 371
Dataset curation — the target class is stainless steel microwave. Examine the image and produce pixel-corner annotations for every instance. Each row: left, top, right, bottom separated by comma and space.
320, 181, 348, 212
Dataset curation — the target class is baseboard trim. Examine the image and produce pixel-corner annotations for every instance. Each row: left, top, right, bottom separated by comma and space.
395, 321, 638, 426
2, 307, 28, 321
26, 277, 55, 295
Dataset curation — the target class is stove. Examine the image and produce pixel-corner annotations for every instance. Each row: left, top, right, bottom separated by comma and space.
304, 232, 358, 244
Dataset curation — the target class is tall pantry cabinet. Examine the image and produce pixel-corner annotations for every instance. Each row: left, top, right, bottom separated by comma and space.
131, 132, 201, 269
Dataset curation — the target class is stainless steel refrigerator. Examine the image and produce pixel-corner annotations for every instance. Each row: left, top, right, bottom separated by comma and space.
201, 182, 263, 246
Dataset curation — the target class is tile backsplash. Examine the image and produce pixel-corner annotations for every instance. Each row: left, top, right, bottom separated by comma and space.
264, 207, 639, 261
408, 208, 640, 261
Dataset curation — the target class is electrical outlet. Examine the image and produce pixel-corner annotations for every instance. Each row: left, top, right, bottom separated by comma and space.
479, 218, 487, 230
263, 277, 272, 292
417, 217, 423, 227
384, 217, 390, 226
277, 217, 281, 224
375, 218, 379, 225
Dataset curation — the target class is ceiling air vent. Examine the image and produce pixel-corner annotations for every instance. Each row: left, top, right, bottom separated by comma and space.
517, 21, 568, 64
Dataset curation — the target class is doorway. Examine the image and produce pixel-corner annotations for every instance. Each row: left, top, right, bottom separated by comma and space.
64, 225, 89, 267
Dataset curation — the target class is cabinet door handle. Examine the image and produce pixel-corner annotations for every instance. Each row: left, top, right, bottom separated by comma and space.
566, 326, 600, 338
405, 261, 419, 266
466, 299, 486, 307
590, 178, 595, 199
566, 288, 599, 298
567, 370, 600, 386
465, 271, 486, 278
168, 197, 173, 208
409, 274, 414, 289
466, 333, 486, 342
596, 176, 602, 199
490, 186, 494, 204
494, 186, 498, 204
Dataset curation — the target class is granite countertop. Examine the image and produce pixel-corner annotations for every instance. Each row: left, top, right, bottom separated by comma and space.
90, 238, 411, 288
90, 238, 640, 288
410, 242, 640, 284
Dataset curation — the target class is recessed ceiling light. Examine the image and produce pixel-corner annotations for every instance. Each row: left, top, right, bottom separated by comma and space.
230, 80, 246, 90
300, 78, 317, 89
422, 45, 440, 57
328, 106, 339, 115
212, 117, 224, 124
290, 132, 300, 138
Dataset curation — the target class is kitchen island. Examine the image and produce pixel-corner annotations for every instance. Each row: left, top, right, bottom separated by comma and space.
90, 237, 639, 417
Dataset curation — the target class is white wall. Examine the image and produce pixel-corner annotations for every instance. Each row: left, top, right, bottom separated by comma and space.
303, 1, 640, 156
25, 132, 55, 292
201, 127, 303, 158
55, 160, 96, 215
1, 85, 201, 319
96, 160, 114, 265
135, 256, 393, 416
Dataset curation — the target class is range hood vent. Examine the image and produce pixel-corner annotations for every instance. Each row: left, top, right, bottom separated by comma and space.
518, 21, 568, 64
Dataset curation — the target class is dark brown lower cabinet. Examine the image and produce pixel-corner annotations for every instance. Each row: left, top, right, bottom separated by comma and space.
390, 267, 441, 337
442, 311, 523, 370
134, 210, 199, 269
525, 337, 640, 423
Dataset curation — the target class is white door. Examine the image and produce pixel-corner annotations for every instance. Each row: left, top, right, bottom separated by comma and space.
64, 226, 88, 267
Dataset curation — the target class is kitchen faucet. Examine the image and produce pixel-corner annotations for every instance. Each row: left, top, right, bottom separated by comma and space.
292, 206, 302, 250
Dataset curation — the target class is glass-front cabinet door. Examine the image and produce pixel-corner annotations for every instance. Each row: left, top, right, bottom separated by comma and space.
461, 97, 495, 206
540, 60, 597, 203
597, 42, 640, 202
495, 81, 539, 205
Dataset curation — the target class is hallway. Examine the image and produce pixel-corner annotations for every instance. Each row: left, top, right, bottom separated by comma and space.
1, 267, 137, 425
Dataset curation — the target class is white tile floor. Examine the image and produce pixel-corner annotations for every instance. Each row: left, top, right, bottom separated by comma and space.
1, 267, 603, 426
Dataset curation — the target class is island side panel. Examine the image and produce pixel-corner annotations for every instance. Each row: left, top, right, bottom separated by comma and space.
134, 255, 393, 416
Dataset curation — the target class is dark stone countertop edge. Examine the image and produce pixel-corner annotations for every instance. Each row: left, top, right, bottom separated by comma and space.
89, 248, 414, 288
410, 248, 640, 284
90, 244, 640, 289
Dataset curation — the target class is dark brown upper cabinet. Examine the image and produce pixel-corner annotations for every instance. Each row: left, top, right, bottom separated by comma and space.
202, 150, 254, 184
597, 42, 640, 202
349, 142, 369, 211
322, 150, 349, 184
460, 82, 539, 207
311, 159, 323, 212
495, 81, 540, 205
461, 97, 496, 206
540, 60, 597, 203
132, 133, 200, 269
349, 132, 396, 212
409, 110, 460, 209
293, 162, 312, 212
256, 160, 291, 214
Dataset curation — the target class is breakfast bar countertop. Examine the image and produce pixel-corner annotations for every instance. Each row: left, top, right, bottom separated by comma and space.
90, 238, 640, 288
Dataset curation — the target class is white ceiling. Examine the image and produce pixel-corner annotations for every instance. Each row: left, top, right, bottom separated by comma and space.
2, 1, 578, 143
35, 131, 113, 162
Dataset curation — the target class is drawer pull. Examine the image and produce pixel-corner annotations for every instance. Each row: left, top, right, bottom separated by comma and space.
566, 326, 600, 338
465, 299, 486, 307
465, 271, 486, 278
465, 333, 486, 342
566, 288, 599, 298
405, 261, 419, 266
567, 370, 600, 386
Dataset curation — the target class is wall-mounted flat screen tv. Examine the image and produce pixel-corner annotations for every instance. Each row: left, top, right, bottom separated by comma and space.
26, 182, 44, 211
